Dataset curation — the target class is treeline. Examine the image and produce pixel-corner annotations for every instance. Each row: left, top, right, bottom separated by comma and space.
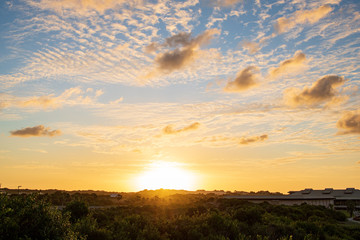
1, 193, 360, 240
45, 191, 121, 206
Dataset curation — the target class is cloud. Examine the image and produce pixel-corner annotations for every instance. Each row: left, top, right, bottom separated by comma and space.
269, 51, 306, 77
0, 101, 9, 110
27, 0, 140, 14
224, 66, 259, 92
239, 134, 268, 145
164, 32, 192, 48
274, 5, 333, 34
242, 40, 260, 54
209, 0, 243, 7
155, 48, 196, 73
198, 134, 268, 146
144, 42, 160, 54
145, 29, 220, 76
163, 122, 201, 135
19, 95, 58, 108
20, 148, 48, 153
145, 32, 193, 55
0, 87, 104, 110
284, 75, 346, 106
336, 110, 360, 135
10, 125, 62, 137
110, 97, 124, 104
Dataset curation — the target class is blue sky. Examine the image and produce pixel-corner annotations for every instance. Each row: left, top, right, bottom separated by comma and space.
0, 0, 359, 192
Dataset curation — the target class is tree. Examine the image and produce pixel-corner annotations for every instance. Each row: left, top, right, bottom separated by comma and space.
0, 194, 79, 240
64, 200, 89, 222
346, 200, 356, 218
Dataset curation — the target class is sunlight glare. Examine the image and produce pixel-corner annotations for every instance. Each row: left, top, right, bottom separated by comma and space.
136, 161, 195, 190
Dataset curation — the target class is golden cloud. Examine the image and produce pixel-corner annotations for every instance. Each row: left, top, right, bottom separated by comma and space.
275, 5, 332, 34
19, 95, 58, 109
1, 87, 104, 110
209, 0, 242, 7
198, 134, 268, 146
10, 125, 62, 137
336, 110, 360, 135
28, 0, 141, 14
242, 40, 260, 54
284, 75, 345, 107
269, 51, 306, 77
239, 134, 268, 145
163, 122, 201, 135
224, 66, 259, 92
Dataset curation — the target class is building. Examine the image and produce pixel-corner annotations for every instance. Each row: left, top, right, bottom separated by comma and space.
110, 193, 122, 199
288, 188, 360, 210
224, 188, 360, 210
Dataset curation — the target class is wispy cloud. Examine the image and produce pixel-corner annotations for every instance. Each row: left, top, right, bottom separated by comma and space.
198, 134, 268, 146
163, 122, 201, 135
239, 134, 268, 144
284, 75, 346, 107
0, 86, 104, 110
10, 125, 61, 137
242, 40, 260, 55
274, 5, 333, 34
19, 95, 58, 108
336, 110, 360, 135
224, 66, 259, 92
209, 0, 243, 7
0, 0, 204, 88
20, 148, 48, 154
26, 0, 141, 15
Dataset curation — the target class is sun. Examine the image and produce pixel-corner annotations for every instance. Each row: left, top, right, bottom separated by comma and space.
135, 161, 196, 190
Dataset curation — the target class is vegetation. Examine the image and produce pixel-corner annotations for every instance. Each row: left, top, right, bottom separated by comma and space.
0, 194, 79, 240
0, 192, 359, 240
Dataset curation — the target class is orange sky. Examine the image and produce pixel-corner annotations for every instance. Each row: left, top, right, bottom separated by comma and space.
0, 0, 359, 192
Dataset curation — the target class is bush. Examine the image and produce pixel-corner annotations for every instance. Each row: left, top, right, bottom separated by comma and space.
0, 194, 79, 240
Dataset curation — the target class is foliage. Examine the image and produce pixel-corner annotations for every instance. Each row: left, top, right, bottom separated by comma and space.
64, 200, 90, 222
0, 194, 80, 240
1, 193, 359, 240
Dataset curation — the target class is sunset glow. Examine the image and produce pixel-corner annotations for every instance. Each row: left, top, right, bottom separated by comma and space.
0, 0, 359, 193
135, 161, 196, 191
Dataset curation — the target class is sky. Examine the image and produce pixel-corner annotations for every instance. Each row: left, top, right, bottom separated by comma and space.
0, 0, 359, 193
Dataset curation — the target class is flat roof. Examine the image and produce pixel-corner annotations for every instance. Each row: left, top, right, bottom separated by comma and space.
223, 195, 335, 200
224, 188, 360, 201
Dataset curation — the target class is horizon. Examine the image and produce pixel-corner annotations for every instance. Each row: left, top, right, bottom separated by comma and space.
0, 0, 359, 193
3, 186, 357, 194
1, 185, 359, 195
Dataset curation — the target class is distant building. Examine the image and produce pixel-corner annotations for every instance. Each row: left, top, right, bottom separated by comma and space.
224, 188, 360, 210
110, 194, 122, 199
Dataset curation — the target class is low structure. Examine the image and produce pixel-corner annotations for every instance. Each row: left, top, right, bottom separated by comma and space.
224, 188, 360, 209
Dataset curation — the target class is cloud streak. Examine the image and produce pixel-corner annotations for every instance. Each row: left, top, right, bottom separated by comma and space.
10, 125, 61, 137
209, 0, 242, 7
163, 122, 201, 135
198, 134, 268, 146
19, 95, 58, 109
27, 0, 140, 15
239, 134, 268, 145
0, 87, 104, 110
275, 5, 333, 34
284, 75, 346, 107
